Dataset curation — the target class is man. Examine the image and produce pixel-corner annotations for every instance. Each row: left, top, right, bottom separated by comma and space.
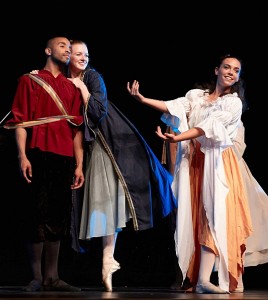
5, 37, 84, 292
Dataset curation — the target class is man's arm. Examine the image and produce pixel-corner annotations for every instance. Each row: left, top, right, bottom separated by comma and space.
72, 129, 84, 189
15, 127, 32, 183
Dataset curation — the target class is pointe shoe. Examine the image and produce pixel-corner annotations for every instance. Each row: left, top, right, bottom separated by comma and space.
231, 287, 244, 293
195, 282, 228, 294
102, 259, 120, 292
231, 281, 244, 293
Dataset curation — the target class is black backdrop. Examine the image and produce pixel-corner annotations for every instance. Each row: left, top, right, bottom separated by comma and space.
0, 1, 267, 289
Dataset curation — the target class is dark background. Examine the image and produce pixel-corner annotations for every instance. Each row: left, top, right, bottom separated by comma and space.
0, 1, 267, 290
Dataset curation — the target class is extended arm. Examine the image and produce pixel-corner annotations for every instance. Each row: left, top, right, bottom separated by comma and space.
156, 126, 205, 143
127, 80, 169, 113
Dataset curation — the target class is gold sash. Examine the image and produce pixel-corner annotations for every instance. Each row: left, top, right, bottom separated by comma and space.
4, 73, 78, 129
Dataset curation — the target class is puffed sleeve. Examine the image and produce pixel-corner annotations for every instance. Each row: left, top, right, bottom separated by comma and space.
160, 89, 197, 132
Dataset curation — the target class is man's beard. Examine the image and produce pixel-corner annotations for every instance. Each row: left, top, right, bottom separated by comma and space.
52, 55, 70, 66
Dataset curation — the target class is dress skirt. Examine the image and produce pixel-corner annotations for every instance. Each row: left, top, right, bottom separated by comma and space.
187, 143, 252, 291
79, 136, 131, 239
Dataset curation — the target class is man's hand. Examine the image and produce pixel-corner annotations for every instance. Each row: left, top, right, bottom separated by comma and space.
71, 167, 84, 189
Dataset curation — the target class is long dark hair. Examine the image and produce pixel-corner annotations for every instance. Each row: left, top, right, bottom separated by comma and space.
194, 54, 248, 112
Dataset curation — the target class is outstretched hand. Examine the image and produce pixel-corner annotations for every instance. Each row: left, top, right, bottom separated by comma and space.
127, 80, 143, 103
155, 126, 178, 143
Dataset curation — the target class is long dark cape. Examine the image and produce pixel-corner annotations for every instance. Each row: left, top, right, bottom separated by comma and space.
71, 69, 176, 251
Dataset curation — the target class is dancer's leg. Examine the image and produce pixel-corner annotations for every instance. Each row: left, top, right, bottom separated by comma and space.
195, 246, 226, 294
42, 240, 81, 292
22, 241, 43, 291
43, 240, 60, 283
197, 245, 215, 284
102, 233, 120, 292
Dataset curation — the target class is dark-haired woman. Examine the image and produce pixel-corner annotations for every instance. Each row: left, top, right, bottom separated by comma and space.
127, 55, 253, 294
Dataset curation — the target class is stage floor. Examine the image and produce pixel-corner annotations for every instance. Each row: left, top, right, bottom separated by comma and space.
0, 286, 268, 300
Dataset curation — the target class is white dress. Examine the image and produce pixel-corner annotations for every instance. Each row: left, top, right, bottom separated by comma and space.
161, 88, 252, 292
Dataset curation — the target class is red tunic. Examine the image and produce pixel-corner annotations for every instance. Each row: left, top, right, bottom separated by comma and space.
7, 70, 83, 157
